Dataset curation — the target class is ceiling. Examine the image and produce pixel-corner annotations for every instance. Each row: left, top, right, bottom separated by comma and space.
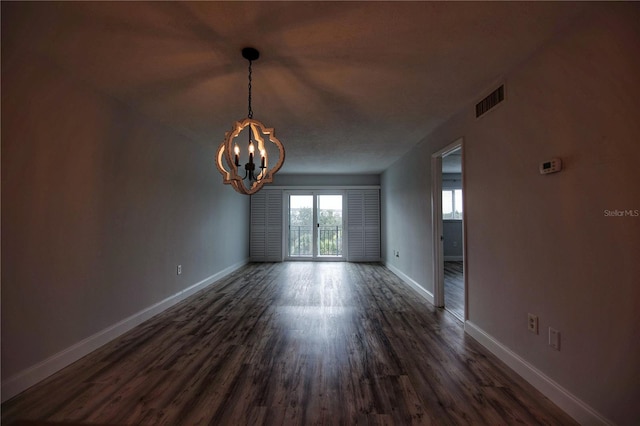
3, 2, 595, 175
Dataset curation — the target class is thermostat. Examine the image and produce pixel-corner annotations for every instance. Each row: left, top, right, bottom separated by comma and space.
539, 158, 562, 175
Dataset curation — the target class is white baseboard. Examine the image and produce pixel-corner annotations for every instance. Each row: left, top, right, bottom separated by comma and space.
384, 262, 434, 305
1, 259, 249, 403
464, 321, 612, 426
444, 255, 463, 261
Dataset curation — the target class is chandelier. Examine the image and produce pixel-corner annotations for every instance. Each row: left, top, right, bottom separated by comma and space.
216, 47, 285, 195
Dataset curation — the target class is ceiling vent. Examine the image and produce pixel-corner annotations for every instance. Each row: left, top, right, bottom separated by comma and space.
476, 84, 504, 118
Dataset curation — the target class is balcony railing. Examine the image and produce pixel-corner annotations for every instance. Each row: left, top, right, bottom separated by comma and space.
289, 226, 343, 257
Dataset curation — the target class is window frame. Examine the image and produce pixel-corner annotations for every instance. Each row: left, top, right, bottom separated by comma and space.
442, 188, 463, 220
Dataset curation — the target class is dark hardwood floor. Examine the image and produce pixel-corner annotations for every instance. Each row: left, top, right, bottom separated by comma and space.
444, 261, 464, 320
2, 262, 575, 425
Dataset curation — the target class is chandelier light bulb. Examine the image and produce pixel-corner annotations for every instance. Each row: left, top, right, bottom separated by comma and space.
233, 144, 240, 166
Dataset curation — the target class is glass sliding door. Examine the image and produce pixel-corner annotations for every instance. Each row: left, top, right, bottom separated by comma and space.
287, 193, 343, 260
317, 195, 343, 258
289, 195, 314, 257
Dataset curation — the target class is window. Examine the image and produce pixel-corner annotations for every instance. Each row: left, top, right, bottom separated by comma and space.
442, 189, 463, 220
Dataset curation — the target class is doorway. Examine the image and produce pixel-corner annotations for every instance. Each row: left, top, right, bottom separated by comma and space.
431, 140, 465, 321
287, 192, 344, 260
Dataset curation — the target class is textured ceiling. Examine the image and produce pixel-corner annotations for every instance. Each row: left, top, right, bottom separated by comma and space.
3, 2, 596, 174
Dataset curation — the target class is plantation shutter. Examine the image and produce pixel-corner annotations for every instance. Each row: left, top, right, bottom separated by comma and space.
347, 189, 380, 262
250, 190, 283, 262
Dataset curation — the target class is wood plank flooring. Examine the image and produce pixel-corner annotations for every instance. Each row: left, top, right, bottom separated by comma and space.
2, 262, 576, 425
444, 261, 464, 320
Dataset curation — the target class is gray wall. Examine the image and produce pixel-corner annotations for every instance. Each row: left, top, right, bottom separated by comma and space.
382, 5, 640, 425
442, 173, 462, 190
443, 221, 463, 259
275, 174, 380, 187
2, 43, 249, 381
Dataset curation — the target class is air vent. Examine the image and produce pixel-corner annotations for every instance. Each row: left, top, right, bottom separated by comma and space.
476, 84, 504, 118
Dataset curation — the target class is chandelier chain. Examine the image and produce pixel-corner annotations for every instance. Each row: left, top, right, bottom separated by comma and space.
247, 60, 253, 119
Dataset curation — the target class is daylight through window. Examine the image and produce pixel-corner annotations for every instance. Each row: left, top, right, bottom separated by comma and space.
442, 189, 463, 220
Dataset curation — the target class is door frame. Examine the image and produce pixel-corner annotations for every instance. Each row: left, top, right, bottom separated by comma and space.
431, 138, 466, 319
284, 190, 346, 261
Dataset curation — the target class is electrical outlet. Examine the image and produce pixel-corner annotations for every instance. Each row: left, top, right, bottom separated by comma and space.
177, 265, 182, 275
549, 327, 560, 350
396, 251, 399, 258
527, 313, 538, 334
